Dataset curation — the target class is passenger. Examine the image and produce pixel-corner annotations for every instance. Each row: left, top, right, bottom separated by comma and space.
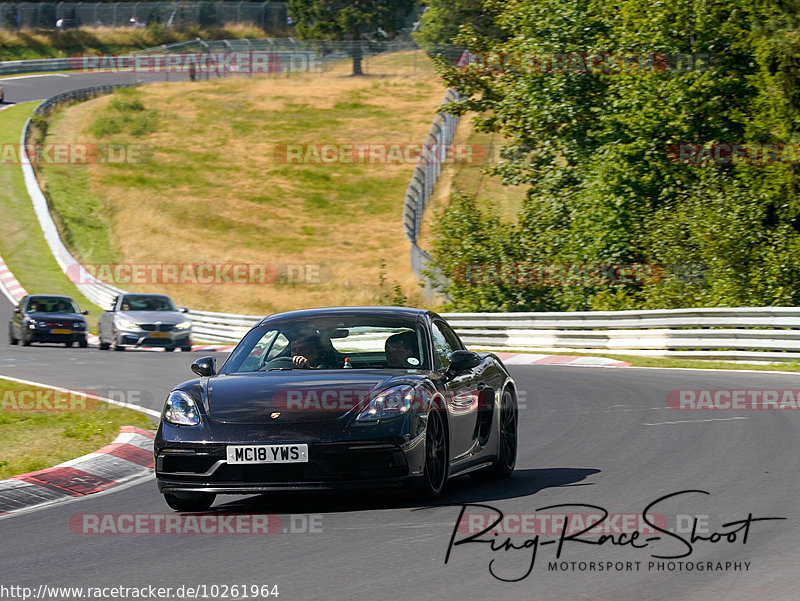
385, 331, 418, 368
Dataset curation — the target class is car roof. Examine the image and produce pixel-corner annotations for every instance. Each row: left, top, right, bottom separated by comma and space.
26, 294, 74, 300
121, 293, 172, 298
258, 306, 431, 326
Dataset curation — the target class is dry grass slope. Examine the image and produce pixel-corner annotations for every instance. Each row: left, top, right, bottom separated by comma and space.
40, 50, 448, 315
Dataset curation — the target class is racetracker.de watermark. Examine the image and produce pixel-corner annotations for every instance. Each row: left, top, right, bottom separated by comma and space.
69, 513, 322, 535
69, 52, 283, 74
0, 143, 149, 165
460, 51, 715, 74
0, 388, 151, 411
668, 389, 800, 410
452, 263, 708, 286
273, 143, 491, 165
667, 143, 800, 165
65, 263, 330, 286
270, 388, 530, 411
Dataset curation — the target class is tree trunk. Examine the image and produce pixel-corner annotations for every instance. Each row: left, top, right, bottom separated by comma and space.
352, 43, 363, 76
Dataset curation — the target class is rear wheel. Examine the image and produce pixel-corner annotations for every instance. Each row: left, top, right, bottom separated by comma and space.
420, 403, 448, 498
163, 492, 216, 512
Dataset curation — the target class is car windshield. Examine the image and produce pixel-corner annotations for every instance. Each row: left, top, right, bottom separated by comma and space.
25, 297, 79, 314
221, 316, 428, 373
120, 296, 176, 312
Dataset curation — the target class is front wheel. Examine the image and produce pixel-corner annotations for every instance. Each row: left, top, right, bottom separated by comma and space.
65, 341, 74, 348
420, 404, 449, 498
8, 328, 18, 345
163, 492, 216, 512
112, 330, 125, 351
78, 339, 88, 348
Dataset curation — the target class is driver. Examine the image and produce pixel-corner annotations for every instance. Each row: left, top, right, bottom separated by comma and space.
385, 331, 418, 368
291, 333, 338, 369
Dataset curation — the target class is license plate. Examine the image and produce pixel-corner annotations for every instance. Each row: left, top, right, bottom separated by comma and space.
51, 329, 71, 334
226, 444, 308, 464
149, 332, 169, 338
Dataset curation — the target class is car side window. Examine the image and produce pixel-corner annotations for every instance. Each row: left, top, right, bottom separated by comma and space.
430, 320, 457, 370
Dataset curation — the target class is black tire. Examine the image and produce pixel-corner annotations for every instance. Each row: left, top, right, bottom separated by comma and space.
472, 388, 517, 480
65, 341, 74, 348
112, 330, 124, 351
420, 403, 449, 498
167, 345, 177, 352
8, 328, 18, 345
79, 339, 88, 348
21, 331, 31, 346
181, 343, 192, 352
99, 341, 110, 350
163, 492, 216, 512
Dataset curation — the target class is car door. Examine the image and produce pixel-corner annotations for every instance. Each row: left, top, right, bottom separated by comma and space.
11, 297, 26, 338
430, 318, 482, 459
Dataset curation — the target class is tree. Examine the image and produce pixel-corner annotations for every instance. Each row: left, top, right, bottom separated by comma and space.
287, 0, 415, 75
428, 0, 800, 311
413, 0, 505, 47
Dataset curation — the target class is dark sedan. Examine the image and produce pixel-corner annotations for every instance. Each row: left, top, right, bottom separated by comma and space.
155, 307, 518, 511
8, 294, 89, 347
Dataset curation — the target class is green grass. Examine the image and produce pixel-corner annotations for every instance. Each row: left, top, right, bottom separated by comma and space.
450, 128, 528, 222
0, 103, 106, 325
0, 378, 153, 478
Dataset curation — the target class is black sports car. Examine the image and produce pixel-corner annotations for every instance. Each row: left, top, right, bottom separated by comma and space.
8, 294, 90, 347
155, 307, 518, 511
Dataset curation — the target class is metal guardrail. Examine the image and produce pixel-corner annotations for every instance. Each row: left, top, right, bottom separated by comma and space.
402, 88, 460, 295
442, 308, 800, 362
0, 2, 291, 31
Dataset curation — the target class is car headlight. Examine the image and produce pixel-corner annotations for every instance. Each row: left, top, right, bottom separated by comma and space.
117, 319, 139, 330
74, 322, 86, 329
163, 391, 201, 426
36, 321, 47, 328
356, 385, 420, 421
175, 321, 192, 330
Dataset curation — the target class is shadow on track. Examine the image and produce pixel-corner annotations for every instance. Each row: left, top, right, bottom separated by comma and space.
210, 467, 601, 514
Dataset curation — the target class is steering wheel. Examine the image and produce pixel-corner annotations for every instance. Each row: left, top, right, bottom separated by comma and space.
261, 356, 297, 370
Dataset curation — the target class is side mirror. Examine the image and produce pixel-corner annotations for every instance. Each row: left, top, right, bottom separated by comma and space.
445, 350, 481, 377
81, 310, 89, 315
191, 356, 216, 377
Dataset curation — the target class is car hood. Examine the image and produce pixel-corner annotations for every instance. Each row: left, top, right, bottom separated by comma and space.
26, 312, 84, 321
116, 310, 186, 324
205, 370, 424, 424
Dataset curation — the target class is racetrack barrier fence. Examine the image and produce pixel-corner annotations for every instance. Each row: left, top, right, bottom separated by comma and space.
402, 88, 460, 298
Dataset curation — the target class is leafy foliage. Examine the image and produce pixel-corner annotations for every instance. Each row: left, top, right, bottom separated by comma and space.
429, 0, 800, 310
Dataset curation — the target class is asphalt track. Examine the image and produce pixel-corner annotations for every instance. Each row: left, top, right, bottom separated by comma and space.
1, 71, 799, 601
